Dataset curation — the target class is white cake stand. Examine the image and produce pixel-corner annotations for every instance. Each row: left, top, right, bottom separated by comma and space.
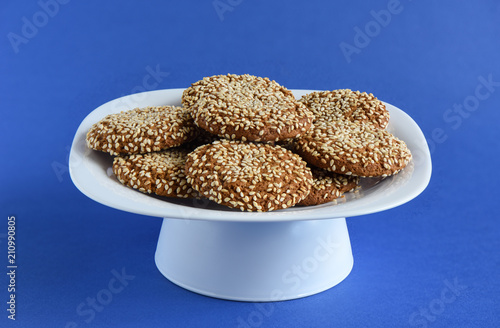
69, 89, 431, 301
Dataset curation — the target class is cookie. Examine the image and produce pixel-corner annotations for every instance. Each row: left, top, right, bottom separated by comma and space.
299, 89, 389, 129
185, 140, 313, 212
182, 74, 314, 142
113, 148, 200, 198
86, 106, 197, 155
298, 167, 359, 206
295, 120, 412, 177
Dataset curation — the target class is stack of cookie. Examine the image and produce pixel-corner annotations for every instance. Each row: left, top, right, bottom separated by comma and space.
86, 74, 412, 212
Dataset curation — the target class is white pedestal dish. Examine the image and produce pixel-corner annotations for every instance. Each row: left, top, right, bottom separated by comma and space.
70, 89, 431, 301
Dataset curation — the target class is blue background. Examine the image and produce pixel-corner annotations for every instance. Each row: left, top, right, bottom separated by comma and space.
1, 0, 499, 327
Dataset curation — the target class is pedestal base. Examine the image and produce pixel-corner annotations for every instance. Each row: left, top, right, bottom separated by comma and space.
155, 218, 353, 301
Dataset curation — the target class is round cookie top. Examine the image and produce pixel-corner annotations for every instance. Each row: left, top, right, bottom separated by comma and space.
295, 120, 412, 177
299, 89, 389, 129
182, 74, 314, 142
298, 168, 359, 206
86, 106, 197, 155
113, 148, 200, 199
185, 140, 313, 212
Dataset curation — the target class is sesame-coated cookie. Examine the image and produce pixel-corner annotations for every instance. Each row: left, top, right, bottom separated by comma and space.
299, 89, 389, 129
86, 106, 197, 155
113, 148, 200, 198
185, 140, 313, 212
182, 74, 314, 142
295, 120, 412, 177
298, 167, 359, 206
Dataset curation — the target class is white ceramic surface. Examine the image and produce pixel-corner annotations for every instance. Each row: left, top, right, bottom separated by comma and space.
69, 88, 432, 222
155, 217, 353, 301
69, 88, 432, 301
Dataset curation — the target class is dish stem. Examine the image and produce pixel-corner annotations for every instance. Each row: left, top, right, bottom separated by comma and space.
155, 217, 353, 301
